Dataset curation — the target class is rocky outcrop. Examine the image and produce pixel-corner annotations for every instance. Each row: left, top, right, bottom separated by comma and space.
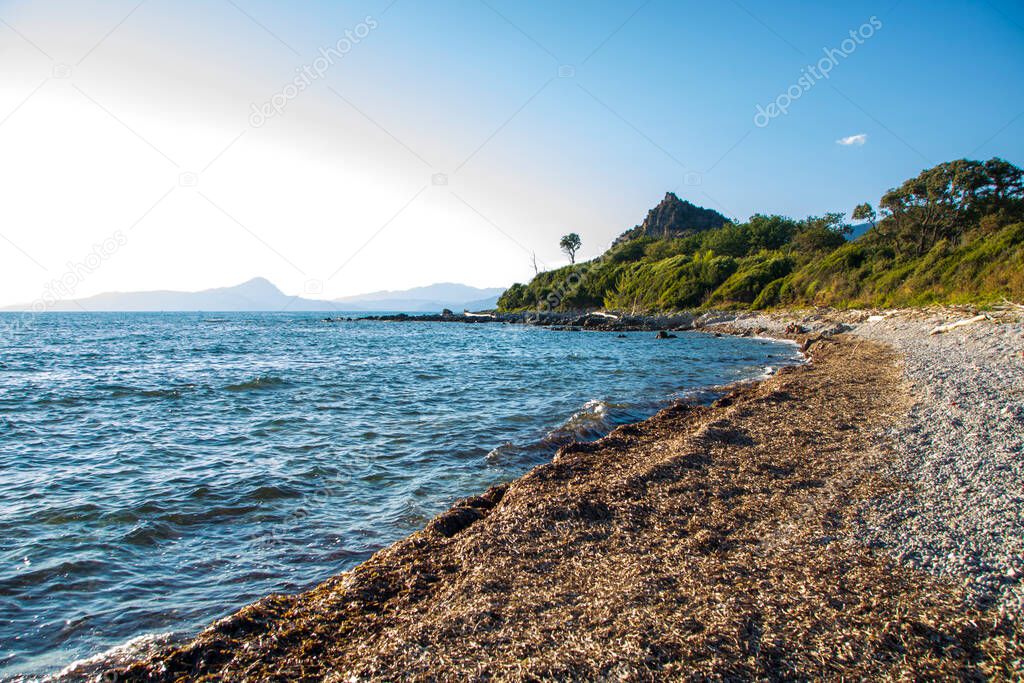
613, 192, 728, 245
346, 310, 697, 332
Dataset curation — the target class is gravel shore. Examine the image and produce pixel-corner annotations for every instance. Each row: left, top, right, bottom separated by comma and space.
852, 313, 1024, 615
705, 307, 1024, 615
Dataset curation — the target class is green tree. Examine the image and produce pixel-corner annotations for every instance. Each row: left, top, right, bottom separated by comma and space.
982, 158, 1024, 204
877, 159, 1003, 254
745, 214, 798, 251
852, 203, 876, 228
560, 233, 582, 264
701, 223, 750, 257
791, 213, 850, 254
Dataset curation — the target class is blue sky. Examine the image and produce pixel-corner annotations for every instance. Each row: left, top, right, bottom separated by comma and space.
0, 0, 1022, 304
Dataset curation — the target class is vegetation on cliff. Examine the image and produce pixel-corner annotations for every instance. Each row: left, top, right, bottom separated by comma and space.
497, 158, 1024, 312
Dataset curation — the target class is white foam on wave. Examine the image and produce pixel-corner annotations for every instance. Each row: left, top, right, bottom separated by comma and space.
33, 632, 178, 683
485, 441, 517, 462
545, 399, 619, 440
485, 399, 625, 464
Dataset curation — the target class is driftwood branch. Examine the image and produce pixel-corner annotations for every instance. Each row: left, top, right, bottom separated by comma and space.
929, 314, 988, 335
998, 298, 1024, 311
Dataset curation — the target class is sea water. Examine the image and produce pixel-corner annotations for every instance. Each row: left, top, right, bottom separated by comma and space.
0, 313, 801, 677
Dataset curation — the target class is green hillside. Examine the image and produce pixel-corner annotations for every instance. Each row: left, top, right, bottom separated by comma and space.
497, 158, 1024, 313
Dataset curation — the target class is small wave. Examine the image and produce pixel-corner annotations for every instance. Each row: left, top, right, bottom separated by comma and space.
485, 441, 518, 463
245, 484, 304, 502
122, 521, 180, 547
32, 395, 85, 407
99, 501, 167, 524
543, 399, 624, 444
160, 504, 262, 527
487, 399, 636, 465
37, 503, 103, 525
751, 362, 797, 381
678, 386, 727, 404
498, 414, 536, 425
0, 559, 108, 596
114, 386, 193, 400
49, 385, 198, 401
224, 376, 289, 392
41, 632, 178, 682
138, 386, 193, 399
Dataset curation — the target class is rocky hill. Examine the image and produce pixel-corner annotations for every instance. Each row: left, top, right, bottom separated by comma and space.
613, 192, 728, 245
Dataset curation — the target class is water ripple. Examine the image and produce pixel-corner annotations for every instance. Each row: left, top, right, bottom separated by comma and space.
0, 312, 800, 678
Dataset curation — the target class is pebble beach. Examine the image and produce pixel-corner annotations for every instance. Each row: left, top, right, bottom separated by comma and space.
708, 306, 1024, 614
854, 314, 1024, 614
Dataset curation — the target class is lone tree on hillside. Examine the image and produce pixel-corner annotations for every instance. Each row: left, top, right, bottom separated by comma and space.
852, 202, 877, 228
560, 233, 582, 264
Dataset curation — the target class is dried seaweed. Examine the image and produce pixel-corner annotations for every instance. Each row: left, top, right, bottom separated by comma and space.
114, 336, 1024, 681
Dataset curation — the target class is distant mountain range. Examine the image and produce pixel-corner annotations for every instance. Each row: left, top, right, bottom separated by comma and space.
332, 283, 505, 312
1, 278, 505, 313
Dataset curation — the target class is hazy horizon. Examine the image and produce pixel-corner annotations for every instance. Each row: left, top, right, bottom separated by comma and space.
0, 275, 509, 311
1, 0, 1022, 307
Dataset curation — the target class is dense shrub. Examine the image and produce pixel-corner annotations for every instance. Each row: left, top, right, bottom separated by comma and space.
497, 158, 1024, 313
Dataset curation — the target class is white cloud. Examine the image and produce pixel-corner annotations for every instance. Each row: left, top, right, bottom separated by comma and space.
836, 133, 868, 146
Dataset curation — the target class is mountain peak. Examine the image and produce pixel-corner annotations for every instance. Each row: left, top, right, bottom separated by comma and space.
0, 276, 327, 312
231, 277, 284, 296
614, 193, 728, 245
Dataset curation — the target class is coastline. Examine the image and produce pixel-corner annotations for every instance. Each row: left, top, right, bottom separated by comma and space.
73, 308, 1024, 680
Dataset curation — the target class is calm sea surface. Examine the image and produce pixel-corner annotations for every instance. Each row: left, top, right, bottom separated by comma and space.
0, 313, 800, 678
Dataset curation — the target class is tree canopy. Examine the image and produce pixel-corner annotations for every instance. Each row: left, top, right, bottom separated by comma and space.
560, 233, 582, 264
878, 158, 1024, 255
